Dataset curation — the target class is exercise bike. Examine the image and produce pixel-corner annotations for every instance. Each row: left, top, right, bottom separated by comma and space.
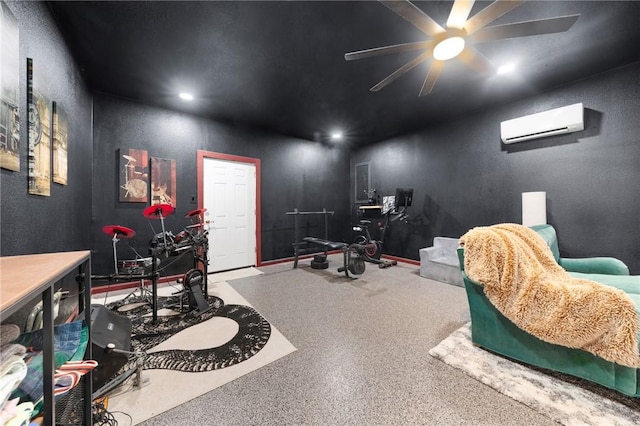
334, 209, 395, 278
337, 211, 402, 278
352, 215, 397, 269
352, 187, 413, 269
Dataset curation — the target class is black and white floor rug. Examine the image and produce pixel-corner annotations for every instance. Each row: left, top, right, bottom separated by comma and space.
94, 270, 296, 425
429, 323, 640, 426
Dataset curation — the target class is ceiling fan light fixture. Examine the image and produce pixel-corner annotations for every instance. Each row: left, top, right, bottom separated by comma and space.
497, 63, 516, 74
345, 1, 580, 96
432, 36, 465, 61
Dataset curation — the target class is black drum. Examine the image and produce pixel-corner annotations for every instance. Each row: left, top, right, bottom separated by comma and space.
148, 231, 175, 255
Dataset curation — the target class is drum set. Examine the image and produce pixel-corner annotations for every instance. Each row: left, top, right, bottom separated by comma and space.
98, 203, 211, 321
147, 205, 209, 259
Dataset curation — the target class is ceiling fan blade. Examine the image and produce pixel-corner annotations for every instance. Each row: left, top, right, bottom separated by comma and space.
470, 14, 580, 43
458, 47, 495, 75
419, 61, 443, 96
447, 0, 475, 30
345, 41, 435, 61
370, 50, 432, 92
379, 0, 445, 37
464, 0, 524, 35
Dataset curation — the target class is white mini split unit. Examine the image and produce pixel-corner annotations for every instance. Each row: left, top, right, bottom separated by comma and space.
500, 103, 584, 144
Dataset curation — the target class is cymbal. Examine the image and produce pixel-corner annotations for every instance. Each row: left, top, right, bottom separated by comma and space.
185, 208, 206, 218
143, 203, 175, 219
102, 225, 136, 238
122, 155, 137, 162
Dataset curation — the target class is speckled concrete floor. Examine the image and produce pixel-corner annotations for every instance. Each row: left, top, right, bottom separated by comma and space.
139, 255, 557, 426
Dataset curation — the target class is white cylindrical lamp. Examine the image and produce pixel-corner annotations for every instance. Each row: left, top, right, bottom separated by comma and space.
522, 191, 547, 226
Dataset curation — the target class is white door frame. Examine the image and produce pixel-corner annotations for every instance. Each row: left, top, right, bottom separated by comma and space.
197, 150, 261, 269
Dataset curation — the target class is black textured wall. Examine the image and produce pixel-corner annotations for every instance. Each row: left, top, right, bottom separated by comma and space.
352, 61, 640, 273
5, 2, 639, 278
91, 94, 351, 275
0, 2, 93, 256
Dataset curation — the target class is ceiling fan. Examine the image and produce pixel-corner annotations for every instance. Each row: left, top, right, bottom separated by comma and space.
344, 0, 579, 96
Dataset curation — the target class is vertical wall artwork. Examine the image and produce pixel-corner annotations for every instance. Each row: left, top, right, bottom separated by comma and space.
27, 58, 51, 196
355, 161, 370, 202
118, 148, 148, 202
150, 157, 176, 206
0, 2, 20, 171
52, 102, 68, 185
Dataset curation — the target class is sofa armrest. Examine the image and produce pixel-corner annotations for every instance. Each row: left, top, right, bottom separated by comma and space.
559, 257, 630, 276
425, 246, 459, 267
424, 246, 440, 256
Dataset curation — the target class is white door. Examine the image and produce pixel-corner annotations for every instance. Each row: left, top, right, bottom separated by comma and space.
203, 158, 256, 272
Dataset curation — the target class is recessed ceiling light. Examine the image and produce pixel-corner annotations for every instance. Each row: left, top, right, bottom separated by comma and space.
179, 92, 194, 101
497, 63, 516, 75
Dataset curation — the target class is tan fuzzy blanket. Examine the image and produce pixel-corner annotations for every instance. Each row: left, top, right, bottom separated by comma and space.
460, 223, 640, 367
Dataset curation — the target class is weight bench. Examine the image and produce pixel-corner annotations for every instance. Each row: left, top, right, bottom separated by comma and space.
293, 237, 348, 269
300, 238, 371, 279
302, 237, 348, 250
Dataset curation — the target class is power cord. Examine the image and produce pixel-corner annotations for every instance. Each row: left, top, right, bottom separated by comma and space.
92, 398, 116, 425
92, 397, 132, 426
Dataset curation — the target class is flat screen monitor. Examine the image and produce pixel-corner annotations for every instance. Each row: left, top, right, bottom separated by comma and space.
394, 188, 413, 209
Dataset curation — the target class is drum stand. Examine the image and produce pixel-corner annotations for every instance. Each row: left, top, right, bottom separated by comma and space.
122, 277, 153, 304
102, 225, 137, 276
143, 204, 174, 254
143, 204, 176, 320
111, 232, 120, 276
102, 225, 153, 304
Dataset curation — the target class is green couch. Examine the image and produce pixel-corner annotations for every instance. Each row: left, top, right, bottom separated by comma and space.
457, 224, 640, 397
530, 224, 630, 275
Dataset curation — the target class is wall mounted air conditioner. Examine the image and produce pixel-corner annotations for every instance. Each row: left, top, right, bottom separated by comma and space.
500, 103, 584, 144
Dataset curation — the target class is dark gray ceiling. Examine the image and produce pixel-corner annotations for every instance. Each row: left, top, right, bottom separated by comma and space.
47, 1, 640, 147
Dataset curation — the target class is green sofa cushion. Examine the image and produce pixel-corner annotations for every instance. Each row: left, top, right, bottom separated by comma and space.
570, 272, 640, 294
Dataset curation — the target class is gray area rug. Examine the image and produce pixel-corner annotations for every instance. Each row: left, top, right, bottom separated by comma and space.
429, 323, 640, 426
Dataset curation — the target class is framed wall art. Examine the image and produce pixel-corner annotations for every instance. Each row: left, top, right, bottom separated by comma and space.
354, 161, 370, 203
52, 101, 68, 185
150, 157, 176, 206
118, 148, 148, 202
27, 57, 51, 196
1, 2, 20, 172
